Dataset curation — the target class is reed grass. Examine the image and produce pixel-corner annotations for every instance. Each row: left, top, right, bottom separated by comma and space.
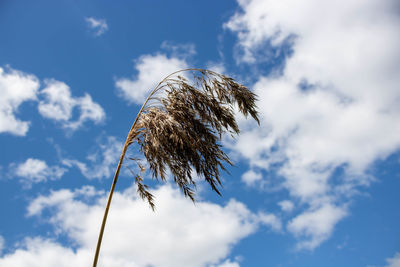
92, 69, 259, 267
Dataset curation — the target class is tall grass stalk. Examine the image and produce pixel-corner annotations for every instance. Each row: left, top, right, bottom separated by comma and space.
92, 69, 259, 267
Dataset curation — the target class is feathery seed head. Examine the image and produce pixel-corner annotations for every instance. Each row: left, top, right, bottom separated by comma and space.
128, 69, 259, 208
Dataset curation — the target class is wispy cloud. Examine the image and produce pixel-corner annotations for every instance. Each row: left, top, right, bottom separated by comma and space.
386, 252, 400, 267
62, 136, 122, 180
0, 235, 4, 255
85, 17, 108, 36
160, 41, 196, 59
278, 200, 294, 213
10, 158, 67, 188
287, 203, 348, 250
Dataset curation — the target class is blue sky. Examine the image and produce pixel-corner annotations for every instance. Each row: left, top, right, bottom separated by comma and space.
1, 0, 400, 266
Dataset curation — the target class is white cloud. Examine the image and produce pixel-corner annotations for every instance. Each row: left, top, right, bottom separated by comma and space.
211, 259, 240, 267
0, 67, 104, 135
38, 79, 105, 130
38, 80, 74, 121
115, 53, 189, 105
11, 158, 67, 187
160, 41, 196, 59
278, 200, 294, 213
0, 66, 40, 136
241, 169, 262, 186
386, 252, 400, 267
0, 238, 92, 267
85, 17, 108, 36
257, 212, 282, 232
225, 0, 400, 249
206, 62, 226, 75
287, 204, 347, 250
1, 184, 278, 267
0, 235, 4, 255
62, 136, 122, 179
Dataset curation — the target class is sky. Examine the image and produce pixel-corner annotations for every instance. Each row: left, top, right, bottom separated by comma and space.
0, 0, 400, 266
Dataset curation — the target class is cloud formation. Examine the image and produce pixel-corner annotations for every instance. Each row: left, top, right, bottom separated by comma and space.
287, 204, 347, 250
62, 136, 122, 180
278, 200, 294, 213
241, 169, 262, 186
115, 53, 188, 105
211, 259, 240, 267
85, 17, 108, 36
11, 158, 67, 187
0, 185, 279, 267
0, 67, 39, 136
0, 67, 105, 135
226, 0, 400, 249
0, 235, 4, 255
386, 252, 400, 267
38, 79, 105, 130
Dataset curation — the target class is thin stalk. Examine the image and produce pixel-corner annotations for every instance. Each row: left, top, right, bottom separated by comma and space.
92, 143, 128, 267
92, 68, 209, 267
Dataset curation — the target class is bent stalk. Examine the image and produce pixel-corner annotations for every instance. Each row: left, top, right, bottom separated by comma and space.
92, 68, 259, 267
92, 69, 203, 267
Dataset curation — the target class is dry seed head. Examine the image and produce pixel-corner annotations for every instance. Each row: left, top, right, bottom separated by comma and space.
128, 69, 259, 208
